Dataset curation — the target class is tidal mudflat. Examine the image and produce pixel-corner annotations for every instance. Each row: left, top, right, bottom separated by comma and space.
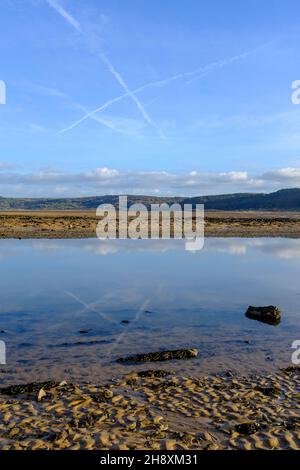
2, 211, 300, 238
0, 238, 299, 449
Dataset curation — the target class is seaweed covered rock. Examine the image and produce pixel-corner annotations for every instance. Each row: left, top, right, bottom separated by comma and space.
0, 381, 58, 396
0, 381, 75, 397
245, 306, 281, 325
235, 422, 261, 435
117, 348, 198, 364
281, 365, 300, 375
137, 370, 170, 378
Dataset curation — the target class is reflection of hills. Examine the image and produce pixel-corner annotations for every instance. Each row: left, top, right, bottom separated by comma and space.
2, 188, 300, 210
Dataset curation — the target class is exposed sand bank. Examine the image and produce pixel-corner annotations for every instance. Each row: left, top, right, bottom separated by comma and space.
1, 211, 300, 238
0, 368, 299, 450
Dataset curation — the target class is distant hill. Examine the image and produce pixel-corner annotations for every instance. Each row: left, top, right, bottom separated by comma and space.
1, 188, 300, 211
181, 188, 300, 211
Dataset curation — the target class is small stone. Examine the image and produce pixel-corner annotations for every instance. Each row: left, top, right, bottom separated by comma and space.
205, 443, 219, 450
159, 423, 169, 431
36, 388, 47, 402
104, 389, 114, 399
111, 394, 122, 403
127, 422, 137, 431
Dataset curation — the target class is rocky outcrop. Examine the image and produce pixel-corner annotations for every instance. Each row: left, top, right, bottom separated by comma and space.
245, 306, 281, 325
117, 348, 198, 363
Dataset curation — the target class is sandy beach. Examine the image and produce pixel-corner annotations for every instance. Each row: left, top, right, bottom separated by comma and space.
0, 367, 299, 450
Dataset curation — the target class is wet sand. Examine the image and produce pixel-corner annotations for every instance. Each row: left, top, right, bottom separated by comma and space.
1, 211, 300, 238
0, 367, 299, 450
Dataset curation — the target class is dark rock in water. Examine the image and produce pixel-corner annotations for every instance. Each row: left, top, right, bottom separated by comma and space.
245, 305, 281, 325
117, 348, 198, 363
78, 329, 92, 334
121, 320, 130, 324
137, 369, 170, 378
235, 422, 261, 435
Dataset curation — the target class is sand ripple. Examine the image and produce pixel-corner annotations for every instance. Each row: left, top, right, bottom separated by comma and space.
0, 369, 299, 450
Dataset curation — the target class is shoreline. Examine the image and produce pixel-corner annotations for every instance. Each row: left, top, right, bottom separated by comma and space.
2, 211, 300, 238
0, 366, 299, 450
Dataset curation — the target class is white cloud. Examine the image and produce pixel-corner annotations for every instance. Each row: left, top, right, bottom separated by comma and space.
0, 165, 300, 197
262, 167, 300, 181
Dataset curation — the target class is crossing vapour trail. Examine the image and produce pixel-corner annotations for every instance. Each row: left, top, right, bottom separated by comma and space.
71, 101, 135, 136
103, 297, 151, 361
58, 81, 167, 135
46, 0, 164, 138
99, 53, 165, 139
64, 290, 118, 326
104, 283, 164, 362
46, 1, 269, 137
58, 44, 263, 135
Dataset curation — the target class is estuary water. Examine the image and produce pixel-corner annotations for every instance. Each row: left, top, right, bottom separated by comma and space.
0, 237, 299, 385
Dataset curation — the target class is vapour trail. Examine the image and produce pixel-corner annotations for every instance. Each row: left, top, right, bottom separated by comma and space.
99, 52, 165, 139
104, 283, 164, 361
65, 290, 118, 325
103, 296, 151, 361
186, 48, 261, 84
72, 101, 134, 135
47, 0, 81, 32
58, 44, 262, 135
46, 0, 164, 138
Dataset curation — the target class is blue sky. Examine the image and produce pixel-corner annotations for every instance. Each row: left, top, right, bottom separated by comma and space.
1, 0, 300, 196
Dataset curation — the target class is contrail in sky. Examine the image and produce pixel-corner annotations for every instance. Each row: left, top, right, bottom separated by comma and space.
73, 101, 139, 136
47, 0, 82, 32
99, 52, 165, 138
58, 45, 263, 135
46, 1, 269, 137
58, 81, 166, 135
46, 0, 164, 138
186, 46, 266, 84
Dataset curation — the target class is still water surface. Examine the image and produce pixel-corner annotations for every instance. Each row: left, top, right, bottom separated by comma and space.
0, 238, 299, 385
